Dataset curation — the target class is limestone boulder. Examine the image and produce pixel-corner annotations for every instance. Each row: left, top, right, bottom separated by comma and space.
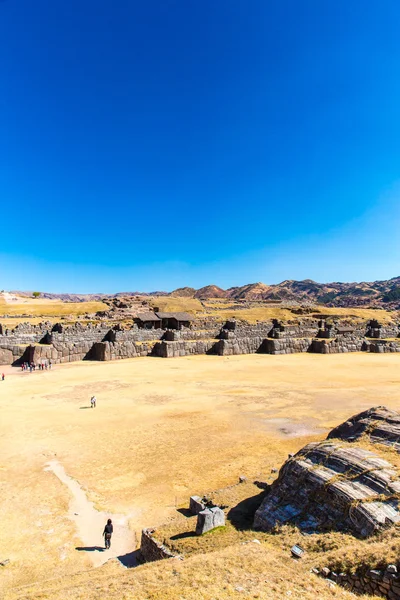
196, 507, 225, 535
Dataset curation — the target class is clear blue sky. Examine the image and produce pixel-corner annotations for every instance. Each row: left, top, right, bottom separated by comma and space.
1, 0, 400, 292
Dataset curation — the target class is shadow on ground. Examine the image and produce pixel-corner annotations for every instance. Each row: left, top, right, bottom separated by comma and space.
170, 531, 196, 540
117, 549, 142, 568
227, 490, 267, 531
76, 546, 105, 552
176, 508, 193, 518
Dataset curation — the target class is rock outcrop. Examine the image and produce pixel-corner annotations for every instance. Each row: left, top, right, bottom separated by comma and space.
327, 406, 400, 448
253, 440, 400, 537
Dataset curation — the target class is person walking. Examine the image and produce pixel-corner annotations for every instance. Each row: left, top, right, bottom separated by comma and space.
90, 395, 97, 408
1, 373, 4, 381
103, 518, 113, 549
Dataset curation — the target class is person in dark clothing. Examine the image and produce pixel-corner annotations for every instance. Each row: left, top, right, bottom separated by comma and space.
103, 518, 113, 549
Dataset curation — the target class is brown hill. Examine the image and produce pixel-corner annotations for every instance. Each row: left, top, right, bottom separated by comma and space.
194, 285, 227, 299
169, 287, 196, 298
226, 282, 272, 300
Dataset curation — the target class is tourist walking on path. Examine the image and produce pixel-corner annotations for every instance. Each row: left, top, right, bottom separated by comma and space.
90, 396, 97, 408
1, 373, 4, 381
103, 519, 113, 549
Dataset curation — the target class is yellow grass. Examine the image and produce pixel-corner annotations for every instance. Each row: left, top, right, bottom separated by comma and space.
205, 304, 397, 324
148, 296, 203, 313
313, 306, 397, 323
3, 352, 400, 598
0, 297, 108, 319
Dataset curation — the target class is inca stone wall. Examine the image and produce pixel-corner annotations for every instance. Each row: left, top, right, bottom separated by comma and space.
140, 529, 177, 562
1, 316, 400, 365
214, 336, 265, 356
91, 340, 157, 361
367, 340, 400, 353
153, 339, 217, 358
316, 561, 400, 598
260, 338, 312, 355
310, 337, 365, 354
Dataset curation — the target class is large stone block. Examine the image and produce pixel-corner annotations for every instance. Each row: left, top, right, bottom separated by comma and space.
189, 495, 205, 515
196, 507, 225, 535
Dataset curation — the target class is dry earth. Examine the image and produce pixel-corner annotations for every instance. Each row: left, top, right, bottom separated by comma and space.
2, 353, 400, 598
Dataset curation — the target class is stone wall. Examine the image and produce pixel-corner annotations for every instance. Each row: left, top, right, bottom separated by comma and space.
153, 340, 217, 358
260, 338, 312, 355
140, 529, 176, 562
0, 347, 13, 364
164, 328, 221, 341
109, 328, 164, 343
225, 322, 273, 338
214, 336, 265, 356
310, 336, 365, 354
316, 564, 400, 599
367, 340, 400, 353
91, 340, 157, 361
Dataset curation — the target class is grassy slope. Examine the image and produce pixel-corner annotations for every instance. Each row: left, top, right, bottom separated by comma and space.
7, 542, 362, 600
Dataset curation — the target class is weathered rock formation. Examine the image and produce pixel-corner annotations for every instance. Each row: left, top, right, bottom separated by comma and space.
327, 406, 400, 448
253, 440, 400, 537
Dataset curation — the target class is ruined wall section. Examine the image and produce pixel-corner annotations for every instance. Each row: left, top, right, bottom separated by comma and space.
261, 338, 312, 355
140, 528, 177, 562
317, 562, 400, 598
91, 340, 157, 361
311, 337, 366, 354
153, 339, 217, 358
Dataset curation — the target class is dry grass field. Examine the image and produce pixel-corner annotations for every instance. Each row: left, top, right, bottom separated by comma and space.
205, 304, 397, 324
2, 352, 400, 599
0, 293, 108, 322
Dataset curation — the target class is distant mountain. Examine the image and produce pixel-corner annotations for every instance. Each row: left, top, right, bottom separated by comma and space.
8, 276, 400, 309
194, 285, 226, 299
169, 287, 196, 298
169, 276, 400, 309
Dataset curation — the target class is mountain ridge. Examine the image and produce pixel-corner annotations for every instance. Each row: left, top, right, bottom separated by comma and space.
7, 276, 400, 308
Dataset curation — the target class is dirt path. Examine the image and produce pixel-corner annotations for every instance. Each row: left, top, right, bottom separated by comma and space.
44, 461, 137, 568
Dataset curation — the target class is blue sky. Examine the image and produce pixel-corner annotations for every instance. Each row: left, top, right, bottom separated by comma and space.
1, 0, 400, 293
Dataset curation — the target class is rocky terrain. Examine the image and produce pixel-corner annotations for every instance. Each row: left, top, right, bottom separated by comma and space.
254, 406, 400, 538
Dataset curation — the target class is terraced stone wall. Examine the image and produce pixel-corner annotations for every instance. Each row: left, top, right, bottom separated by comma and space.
140, 529, 177, 562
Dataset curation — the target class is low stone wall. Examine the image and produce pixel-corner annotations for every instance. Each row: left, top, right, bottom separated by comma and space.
153, 340, 217, 358
214, 336, 265, 356
310, 337, 365, 354
316, 564, 400, 599
140, 528, 176, 562
110, 328, 164, 343
228, 322, 273, 338
367, 341, 400, 353
91, 340, 156, 360
164, 328, 221, 341
260, 338, 312, 355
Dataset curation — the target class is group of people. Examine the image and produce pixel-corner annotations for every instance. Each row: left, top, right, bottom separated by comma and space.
21, 361, 52, 372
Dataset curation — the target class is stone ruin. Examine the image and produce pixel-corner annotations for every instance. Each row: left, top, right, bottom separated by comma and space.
0, 315, 400, 366
254, 406, 400, 538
